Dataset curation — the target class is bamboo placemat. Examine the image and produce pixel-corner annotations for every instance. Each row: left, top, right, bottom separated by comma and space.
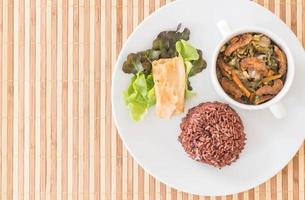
0, 0, 304, 200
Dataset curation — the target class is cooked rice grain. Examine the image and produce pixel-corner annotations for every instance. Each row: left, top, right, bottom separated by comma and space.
178, 102, 246, 168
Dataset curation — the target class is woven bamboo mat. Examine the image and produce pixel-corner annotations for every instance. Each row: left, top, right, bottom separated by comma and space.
0, 0, 304, 200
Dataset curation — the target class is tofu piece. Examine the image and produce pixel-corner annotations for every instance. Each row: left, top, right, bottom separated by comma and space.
152, 57, 186, 118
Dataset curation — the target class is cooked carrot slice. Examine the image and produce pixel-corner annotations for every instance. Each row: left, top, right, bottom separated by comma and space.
231, 70, 251, 98
261, 74, 282, 84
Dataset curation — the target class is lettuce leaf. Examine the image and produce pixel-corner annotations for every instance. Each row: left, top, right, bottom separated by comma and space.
176, 40, 199, 61
185, 61, 193, 75
176, 42, 200, 99
185, 89, 196, 99
123, 72, 156, 121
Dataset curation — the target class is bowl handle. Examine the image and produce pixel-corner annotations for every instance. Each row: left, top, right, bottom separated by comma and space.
216, 20, 232, 38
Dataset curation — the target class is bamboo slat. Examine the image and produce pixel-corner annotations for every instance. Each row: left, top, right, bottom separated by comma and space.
0, 0, 304, 200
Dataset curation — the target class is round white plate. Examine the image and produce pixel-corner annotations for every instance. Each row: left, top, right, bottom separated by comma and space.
112, 0, 305, 196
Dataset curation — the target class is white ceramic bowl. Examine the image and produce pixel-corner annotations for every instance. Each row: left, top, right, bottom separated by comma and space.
211, 21, 295, 118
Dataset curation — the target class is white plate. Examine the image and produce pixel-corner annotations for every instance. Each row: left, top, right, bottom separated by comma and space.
112, 0, 305, 196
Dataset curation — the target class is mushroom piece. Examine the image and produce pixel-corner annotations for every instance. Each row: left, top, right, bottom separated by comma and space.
255, 79, 283, 96
224, 33, 253, 56
217, 57, 232, 77
220, 77, 243, 100
274, 45, 287, 76
240, 57, 269, 79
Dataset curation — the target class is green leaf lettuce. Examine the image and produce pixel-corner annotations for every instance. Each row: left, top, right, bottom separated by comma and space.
176, 40, 199, 61
123, 72, 156, 121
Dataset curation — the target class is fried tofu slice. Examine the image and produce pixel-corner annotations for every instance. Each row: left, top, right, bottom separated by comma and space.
152, 57, 186, 118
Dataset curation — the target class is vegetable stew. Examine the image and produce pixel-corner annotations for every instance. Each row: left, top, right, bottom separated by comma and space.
216, 32, 287, 105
